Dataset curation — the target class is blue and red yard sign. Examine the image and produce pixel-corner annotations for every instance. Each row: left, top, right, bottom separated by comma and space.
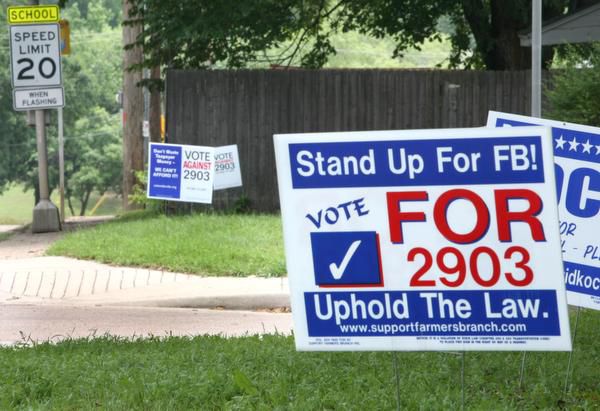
147, 142, 215, 204
488, 111, 600, 311
274, 127, 571, 351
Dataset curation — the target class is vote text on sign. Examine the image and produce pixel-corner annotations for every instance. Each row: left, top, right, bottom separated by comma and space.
274, 127, 571, 351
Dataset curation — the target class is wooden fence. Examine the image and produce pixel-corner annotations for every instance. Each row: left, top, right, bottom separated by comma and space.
166, 69, 539, 212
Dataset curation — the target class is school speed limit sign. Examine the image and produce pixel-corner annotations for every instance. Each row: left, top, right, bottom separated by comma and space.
9, 23, 62, 88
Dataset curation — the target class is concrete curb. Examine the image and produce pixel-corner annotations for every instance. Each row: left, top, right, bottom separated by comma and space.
89, 294, 291, 310
0, 258, 291, 311
2, 293, 292, 311
0, 225, 27, 234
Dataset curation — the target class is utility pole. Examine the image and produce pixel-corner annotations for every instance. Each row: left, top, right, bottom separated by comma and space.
149, 66, 162, 143
122, 0, 144, 209
30, 0, 60, 233
531, 0, 542, 117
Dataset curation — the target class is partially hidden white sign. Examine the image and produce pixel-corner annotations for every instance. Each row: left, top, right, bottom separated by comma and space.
274, 127, 571, 351
147, 142, 215, 204
487, 111, 600, 311
214, 145, 242, 190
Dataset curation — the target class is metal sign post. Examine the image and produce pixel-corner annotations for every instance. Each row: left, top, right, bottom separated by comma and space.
58, 107, 65, 224
392, 352, 401, 410
531, 0, 542, 117
32, 107, 60, 232
8, 2, 63, 232
521, 0, 543, 385
563, 307, 582, 394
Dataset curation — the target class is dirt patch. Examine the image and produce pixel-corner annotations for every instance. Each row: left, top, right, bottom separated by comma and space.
0, 231, 64, 259
0, 216, 114, 259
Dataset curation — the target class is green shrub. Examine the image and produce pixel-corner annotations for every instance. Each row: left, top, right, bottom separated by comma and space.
546, 44, 600, 126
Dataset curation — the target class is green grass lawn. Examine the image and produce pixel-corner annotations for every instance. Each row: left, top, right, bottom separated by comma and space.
0, 309, 598, 410
0, 184, 35, 225
0, 184, 122, 225
47, 211, 286, 277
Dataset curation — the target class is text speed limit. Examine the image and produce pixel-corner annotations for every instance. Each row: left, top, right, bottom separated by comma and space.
9, 24, 62, 88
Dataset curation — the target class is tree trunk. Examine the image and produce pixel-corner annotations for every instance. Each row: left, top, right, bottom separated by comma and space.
463, 0, 568, 70
149, 66, 162, 143
67, 195, 75, 217
122, 0, 144, 210
485, 0, 529, 69
79, 189, 91, 216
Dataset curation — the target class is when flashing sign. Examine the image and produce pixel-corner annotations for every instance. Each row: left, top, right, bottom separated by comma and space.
13, 86, 64, 110
487, 111, 600, 311
274, 127, 571, 352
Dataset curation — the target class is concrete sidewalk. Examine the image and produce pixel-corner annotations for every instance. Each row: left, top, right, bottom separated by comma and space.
0, 224, 291, 311
0, 256, 290, 310
0, 222, 293, 344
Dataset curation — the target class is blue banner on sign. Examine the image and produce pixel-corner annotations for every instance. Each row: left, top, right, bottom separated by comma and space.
564, 261, 600, 298
148, 144, 182, 199
311, 231, 383, 287
304, 290, 560, 337
289, 137, 544, 189
493, 118, 600, 162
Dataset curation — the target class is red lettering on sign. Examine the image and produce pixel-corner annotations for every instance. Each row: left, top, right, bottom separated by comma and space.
494, 189, 545, 242
387, 188, 546, 244
433, 189, 490, 244
386, 191, 428, 243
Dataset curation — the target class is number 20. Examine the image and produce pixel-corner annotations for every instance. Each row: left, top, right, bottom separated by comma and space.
17, 57, 57, 81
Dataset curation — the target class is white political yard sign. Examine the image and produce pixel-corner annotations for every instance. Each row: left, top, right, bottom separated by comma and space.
488, 111, 600, 311
214, 145, 242, 190
274, 127, 571, 351
147, 142, 215, 204
9, 23, 62, 88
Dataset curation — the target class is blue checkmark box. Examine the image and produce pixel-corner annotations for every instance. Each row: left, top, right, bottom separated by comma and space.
310, 231, 383, 287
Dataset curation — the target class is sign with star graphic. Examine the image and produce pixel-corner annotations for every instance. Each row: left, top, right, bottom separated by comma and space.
487, 111, 600, 311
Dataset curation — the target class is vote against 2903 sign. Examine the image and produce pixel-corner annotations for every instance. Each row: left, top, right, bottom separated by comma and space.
9, 23, 62, 88
182, 149, 211, 181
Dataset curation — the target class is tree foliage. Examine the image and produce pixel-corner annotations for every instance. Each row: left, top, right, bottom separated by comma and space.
546, 43, 600, 126
0, 0, 37, 195
63, 0, 122, 29
129, 0, 600, 71
62, 107, 121, 216
127, 0, 323, 70
54, 1, 123, 214
0, 0, 122, 215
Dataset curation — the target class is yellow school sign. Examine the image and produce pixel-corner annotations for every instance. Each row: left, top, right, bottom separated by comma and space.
7, 5, 59, 24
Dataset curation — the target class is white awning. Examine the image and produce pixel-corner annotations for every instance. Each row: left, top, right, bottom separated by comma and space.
520, 2, 600, 46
